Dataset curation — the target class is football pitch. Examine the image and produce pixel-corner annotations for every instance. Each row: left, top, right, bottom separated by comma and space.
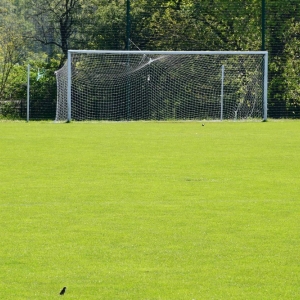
0, 120, 299, 299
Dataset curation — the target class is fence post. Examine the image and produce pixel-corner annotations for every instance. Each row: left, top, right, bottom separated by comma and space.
262, 0, 266, 50
27, 64, 30, 122
126, 0, 131, 50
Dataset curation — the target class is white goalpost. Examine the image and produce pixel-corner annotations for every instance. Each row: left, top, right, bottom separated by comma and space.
55, 50, 268, 122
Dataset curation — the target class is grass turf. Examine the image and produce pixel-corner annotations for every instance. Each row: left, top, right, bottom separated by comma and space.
0, 121, 300, 299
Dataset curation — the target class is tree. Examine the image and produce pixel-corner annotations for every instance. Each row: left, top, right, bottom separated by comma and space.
26, 0, 83, 65
80, 0, 127, 50
0, 1, 27, 100
267, 0, 300, 118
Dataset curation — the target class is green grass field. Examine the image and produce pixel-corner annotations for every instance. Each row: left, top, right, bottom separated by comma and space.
1, 120, 300, 299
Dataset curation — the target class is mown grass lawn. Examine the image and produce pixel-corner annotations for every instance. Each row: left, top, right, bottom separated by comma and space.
0, 120, 300, 299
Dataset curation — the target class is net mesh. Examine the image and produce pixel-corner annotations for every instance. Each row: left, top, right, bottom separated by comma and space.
55, 52, 265, 122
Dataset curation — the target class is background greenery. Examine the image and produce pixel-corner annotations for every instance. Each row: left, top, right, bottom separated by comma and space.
0, 121, 300, 299
0, 0, 300, 119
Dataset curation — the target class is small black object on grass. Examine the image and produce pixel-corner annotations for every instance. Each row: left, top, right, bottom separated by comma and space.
60, 287, 66, 295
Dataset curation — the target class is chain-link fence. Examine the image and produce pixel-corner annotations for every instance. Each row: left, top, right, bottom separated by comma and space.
0, 0, 299, 120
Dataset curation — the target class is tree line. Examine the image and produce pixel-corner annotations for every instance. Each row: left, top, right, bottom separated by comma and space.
0, 0, 300, 119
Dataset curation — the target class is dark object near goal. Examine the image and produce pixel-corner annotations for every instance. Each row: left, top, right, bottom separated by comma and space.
60, 287, 67, 295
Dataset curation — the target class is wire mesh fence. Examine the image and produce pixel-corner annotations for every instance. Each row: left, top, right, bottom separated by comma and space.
0, 0, 299, 120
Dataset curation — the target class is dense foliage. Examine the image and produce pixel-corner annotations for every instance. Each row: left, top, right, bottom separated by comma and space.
0, 0, 300, 119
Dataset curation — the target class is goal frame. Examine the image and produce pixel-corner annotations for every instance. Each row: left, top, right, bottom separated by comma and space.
66, 50, 268, 122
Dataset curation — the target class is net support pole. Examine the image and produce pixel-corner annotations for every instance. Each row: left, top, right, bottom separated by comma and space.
220, 65, 225, 121
67, 51, 72, 122
27, 64, 30, 122
263, 52, 268, 121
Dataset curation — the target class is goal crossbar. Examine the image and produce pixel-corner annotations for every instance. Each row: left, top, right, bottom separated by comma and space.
68, 50, 268, 55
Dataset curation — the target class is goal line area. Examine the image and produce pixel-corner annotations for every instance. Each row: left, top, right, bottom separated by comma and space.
55, 50, 268, 122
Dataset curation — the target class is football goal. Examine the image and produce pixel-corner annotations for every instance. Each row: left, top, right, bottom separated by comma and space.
55, 50, 268, 122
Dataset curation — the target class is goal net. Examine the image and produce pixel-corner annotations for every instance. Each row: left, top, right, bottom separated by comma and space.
55, 50, 268, 122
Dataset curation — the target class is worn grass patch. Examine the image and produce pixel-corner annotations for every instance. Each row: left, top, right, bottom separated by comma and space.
0, 121, 300, 299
